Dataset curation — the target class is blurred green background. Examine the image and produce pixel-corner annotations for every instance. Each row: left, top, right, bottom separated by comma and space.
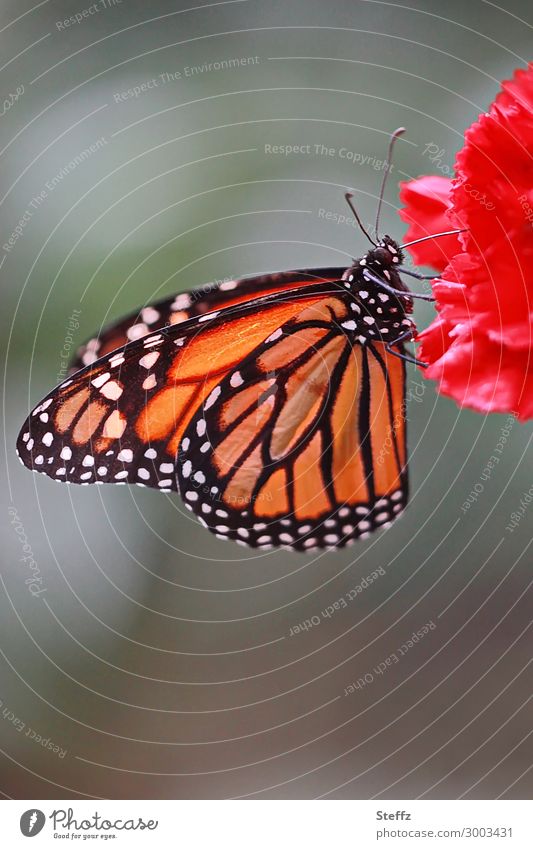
1, 0, 531, 799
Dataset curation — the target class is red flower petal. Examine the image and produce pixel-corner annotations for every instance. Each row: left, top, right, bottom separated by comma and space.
398, 175, 461, 272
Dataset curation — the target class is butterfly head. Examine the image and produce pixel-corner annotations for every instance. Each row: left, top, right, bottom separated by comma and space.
367, 236, 404, 269
343, 234, 413, 320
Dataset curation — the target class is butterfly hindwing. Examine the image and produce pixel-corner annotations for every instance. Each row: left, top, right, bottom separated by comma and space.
175, 299, 408, 550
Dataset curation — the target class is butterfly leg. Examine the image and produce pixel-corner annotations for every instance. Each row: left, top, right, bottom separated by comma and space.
397, 266, 436, 281
386, 329, 428, 368
363, 268, 434, 301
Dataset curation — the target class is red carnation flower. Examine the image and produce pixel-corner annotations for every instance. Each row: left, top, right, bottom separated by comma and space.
399, 64, 533, 420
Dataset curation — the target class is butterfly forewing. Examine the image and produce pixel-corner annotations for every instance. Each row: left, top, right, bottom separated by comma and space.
70, 268, 346, 372
17, 291, 337, 496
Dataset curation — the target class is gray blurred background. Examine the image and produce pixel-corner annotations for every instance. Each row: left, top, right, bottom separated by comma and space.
1, 0, 531, 799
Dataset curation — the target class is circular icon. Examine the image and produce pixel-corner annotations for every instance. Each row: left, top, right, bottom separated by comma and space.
20, 810, 46, 837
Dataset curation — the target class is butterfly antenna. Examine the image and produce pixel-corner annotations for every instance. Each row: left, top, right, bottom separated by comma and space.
375, 127, 405, 240
344, 192, 377, 246
400, 228, 467, 249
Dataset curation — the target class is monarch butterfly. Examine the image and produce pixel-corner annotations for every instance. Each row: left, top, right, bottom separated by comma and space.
16, 129, 461, 551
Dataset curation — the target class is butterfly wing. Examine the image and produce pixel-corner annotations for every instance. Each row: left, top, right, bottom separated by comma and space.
176, 301, 408, 550
17, 287, 341, 494
71, 268, 346, 371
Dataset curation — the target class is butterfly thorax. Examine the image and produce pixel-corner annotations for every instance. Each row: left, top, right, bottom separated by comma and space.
340, 236, 415, 344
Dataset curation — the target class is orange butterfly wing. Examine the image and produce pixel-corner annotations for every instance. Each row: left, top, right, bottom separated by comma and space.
70, 268, 345, 370
16, 290, 337, 494
175, 300, 408, 550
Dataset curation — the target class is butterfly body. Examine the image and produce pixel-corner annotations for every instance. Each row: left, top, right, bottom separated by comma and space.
340, 236, 415, 346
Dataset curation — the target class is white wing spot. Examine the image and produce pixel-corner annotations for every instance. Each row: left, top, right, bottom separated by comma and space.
139, 351, 160, 369
204, 386, 221, 410
266, 328, 283, 343
142, 307, 160, 324
324, 534, 339, 544
100, 380, 123, 400
142, 374, 157, 391
171, 293, 191, 310
143, 334, 163, 347
126, 323, 148, 341
91, 372, 110, 389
